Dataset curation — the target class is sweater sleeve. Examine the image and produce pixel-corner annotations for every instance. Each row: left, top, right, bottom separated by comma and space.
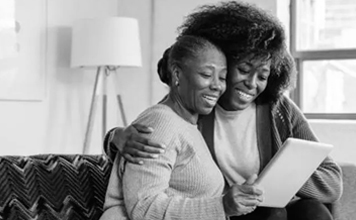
104, 128, 121, 162
285, 98, 343, 203
101, 154, 129, 220
122, 109, 226, 220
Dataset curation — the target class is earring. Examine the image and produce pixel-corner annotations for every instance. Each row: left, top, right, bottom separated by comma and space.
175, 81, 179, 86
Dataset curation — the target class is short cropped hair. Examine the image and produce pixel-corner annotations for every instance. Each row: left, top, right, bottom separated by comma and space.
157, 35, 223, 86
178, 0, 297, 104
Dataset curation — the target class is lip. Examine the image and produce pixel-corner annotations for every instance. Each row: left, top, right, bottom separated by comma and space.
234, 89, 256, 103
202, 94, 220, 107
203, 94, 220, 99
235, 89, 255, 97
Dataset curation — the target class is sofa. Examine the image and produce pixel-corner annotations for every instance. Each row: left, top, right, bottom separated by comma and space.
0, 154, 355, 220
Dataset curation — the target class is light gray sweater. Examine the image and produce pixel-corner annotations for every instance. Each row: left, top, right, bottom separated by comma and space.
104, 104, 227, 220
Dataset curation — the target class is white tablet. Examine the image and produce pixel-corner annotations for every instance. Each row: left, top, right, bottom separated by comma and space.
255, 138, 333, 208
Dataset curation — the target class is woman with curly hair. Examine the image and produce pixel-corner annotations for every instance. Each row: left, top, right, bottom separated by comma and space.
102, 1, 342, 220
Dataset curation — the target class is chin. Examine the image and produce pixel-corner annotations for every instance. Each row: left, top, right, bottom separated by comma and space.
198, 107, 214, 115
231, 100, 250, 111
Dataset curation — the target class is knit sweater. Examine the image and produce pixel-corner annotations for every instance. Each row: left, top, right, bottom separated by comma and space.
199, 95, 343, 204
270, 96, 343, 203
116, 104, 226, 220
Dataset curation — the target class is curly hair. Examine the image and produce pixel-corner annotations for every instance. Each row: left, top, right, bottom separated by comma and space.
259, 50, 297, 103
177, 0, 296, 104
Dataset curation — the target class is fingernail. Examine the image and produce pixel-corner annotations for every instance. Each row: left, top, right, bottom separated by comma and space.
139, 161, 143, 165
159, 149, 165, 153
161, 144, 167, 149
152, 154, 159, 158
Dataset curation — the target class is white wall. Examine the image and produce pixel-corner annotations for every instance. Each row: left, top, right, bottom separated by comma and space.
309, 120, 356, 164
0, 0, 152, 155
0, 0, 355, 164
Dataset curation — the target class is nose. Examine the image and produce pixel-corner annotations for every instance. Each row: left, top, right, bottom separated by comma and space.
245, 73, 257, 89
210, 74, 225, 92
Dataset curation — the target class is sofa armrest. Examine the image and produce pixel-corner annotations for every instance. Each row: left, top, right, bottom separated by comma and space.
332, 162, 356, 220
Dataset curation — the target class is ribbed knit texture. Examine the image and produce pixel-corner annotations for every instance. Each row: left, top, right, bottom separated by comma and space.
270, 96, 343, 203
214, 103, 260, 185
120, 104, 226, 220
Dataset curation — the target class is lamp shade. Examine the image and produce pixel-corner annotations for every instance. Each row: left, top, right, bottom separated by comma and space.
71, 17, 142, 68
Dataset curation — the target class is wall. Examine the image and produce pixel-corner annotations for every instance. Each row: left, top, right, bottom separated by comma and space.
309, 120, 356, 164
0, 0, 152, 155
0, 0, 355, 164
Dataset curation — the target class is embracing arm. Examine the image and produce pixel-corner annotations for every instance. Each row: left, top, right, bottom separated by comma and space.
103, 125, 166, 163
103, 95, 170, 163
103, 128, 121, 162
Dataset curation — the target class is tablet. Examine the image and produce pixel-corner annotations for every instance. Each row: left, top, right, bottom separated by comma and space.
255, 138, 333, 208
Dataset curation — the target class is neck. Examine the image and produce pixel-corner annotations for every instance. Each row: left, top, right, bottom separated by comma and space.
218, 99, 256, 112
162, 91, 198, 125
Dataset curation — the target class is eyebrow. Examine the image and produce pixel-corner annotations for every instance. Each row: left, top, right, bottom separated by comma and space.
260, 65, 270, 71
203, 64, 227, 70
240, 61, 270, 72
239, 62, 252, 67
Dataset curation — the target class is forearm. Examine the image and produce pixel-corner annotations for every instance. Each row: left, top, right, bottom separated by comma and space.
126, 192, 225, 220
290, 111, 343, 202
297, 156, 343, 203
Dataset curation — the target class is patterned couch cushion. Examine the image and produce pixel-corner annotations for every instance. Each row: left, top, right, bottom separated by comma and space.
0, 154, 112, 220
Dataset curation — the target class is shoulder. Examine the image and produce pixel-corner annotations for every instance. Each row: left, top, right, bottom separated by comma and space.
132, 104, 192, 148
271, 95, 304, 119
272, 95, 297, 110
134, 104, 175, 123
133, 104, 191, 128
271, 95, 318, 141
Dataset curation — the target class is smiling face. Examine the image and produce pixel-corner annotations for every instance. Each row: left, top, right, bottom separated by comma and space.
176, 45, 227, 115
218, 55, 271, 111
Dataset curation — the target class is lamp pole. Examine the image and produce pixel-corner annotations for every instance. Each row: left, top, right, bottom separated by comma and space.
71, 17, 141, 154
83, 66, 103, 154
82, 66, 128, 154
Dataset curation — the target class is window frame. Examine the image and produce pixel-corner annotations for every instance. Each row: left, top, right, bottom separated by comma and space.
289, 0, 356, 120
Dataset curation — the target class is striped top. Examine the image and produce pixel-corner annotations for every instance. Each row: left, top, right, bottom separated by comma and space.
120, 104, 226, 220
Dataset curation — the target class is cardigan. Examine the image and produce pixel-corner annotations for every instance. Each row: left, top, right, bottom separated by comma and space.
199, 95, 343, 203
105, 104, 226, 220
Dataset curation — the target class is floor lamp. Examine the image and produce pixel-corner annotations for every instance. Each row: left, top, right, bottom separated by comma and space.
70, 17, 142, 154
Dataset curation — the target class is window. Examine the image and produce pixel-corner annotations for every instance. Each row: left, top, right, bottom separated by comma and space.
290, 0, 356, 119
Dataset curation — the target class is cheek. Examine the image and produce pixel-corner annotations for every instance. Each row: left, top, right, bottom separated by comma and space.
190, 76, 210, 90
226, 74, 242, 90
221, 83, 227, 93
179, 77, 204, 99
257, 81, 268, 94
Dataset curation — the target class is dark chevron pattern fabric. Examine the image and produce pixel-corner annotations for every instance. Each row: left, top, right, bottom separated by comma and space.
0, 154, 112, 220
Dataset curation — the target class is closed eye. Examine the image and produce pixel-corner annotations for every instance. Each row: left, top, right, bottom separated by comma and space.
259, 76, 268, 81
219, 76, 226, 81
238, 68, 249, 74
199, 72, 211, 78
